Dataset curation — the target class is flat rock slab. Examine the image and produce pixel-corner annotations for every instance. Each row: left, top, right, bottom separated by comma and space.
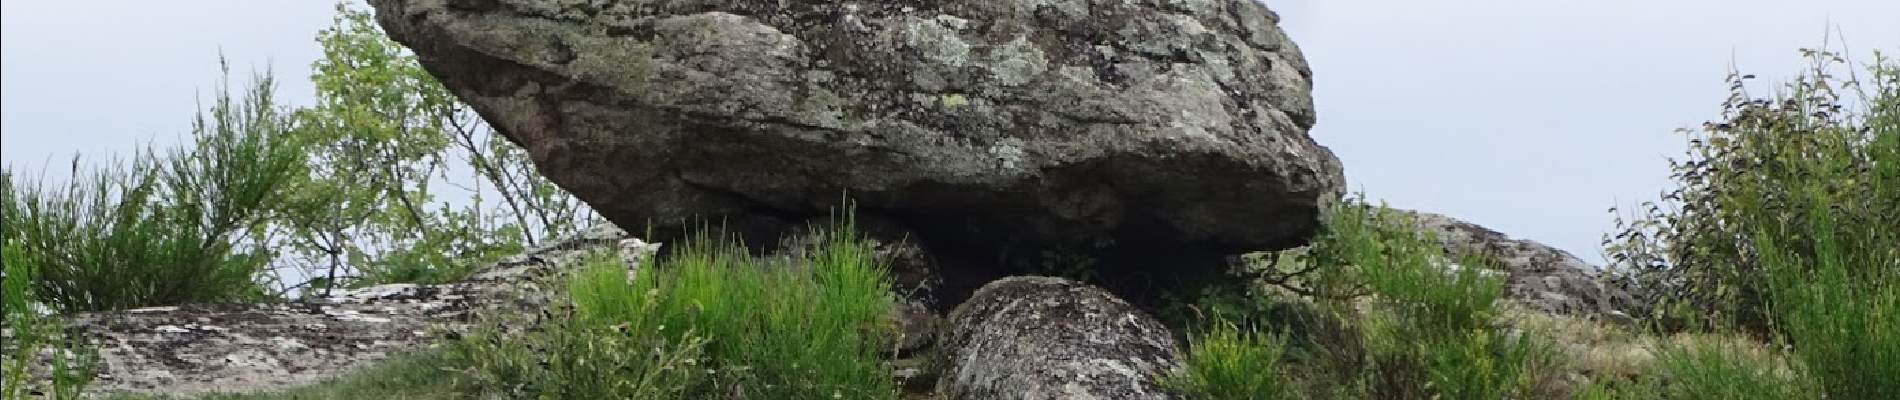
4, 225, 656, 399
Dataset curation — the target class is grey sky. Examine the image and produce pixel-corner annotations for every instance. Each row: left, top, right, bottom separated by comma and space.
4, 0, 1897, 267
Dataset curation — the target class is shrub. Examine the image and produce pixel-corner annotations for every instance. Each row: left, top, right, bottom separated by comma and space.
1750, 50, 1899, 400
1335, 199, 1541, 400
1, 60, 302, 312
1176, 194, 1546, 400
1603, 45, 1899, 338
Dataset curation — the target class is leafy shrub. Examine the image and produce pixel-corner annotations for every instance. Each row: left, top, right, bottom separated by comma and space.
1588, 45, 1898, 400
1749, 50, 1899, 400
1602, 46, 1899, 338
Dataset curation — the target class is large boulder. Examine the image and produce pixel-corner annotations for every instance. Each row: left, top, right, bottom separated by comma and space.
365, 0, 1346, 296
936, 276, 1185, 400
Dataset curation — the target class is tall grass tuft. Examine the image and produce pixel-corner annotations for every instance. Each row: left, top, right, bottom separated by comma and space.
2, 238, 98, 400
449, 210, 901, 399
1171, 194, 1545, 400
1646, 339, 1815, 400
1339, 198, 1540, 400
1161, 320, 1303, 400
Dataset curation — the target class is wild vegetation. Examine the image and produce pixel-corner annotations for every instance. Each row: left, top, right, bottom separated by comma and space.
3, 2, 1894, 399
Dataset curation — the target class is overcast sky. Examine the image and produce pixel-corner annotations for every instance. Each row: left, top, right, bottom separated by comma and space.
4, 0, 1897, 268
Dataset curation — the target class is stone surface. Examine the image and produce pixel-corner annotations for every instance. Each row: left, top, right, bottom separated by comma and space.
1382, 209, 1634, 319
1242, 207, 1634, 320
366, 0, 1346, 287
936, 276, 1184, 400
4, 225, 659, 399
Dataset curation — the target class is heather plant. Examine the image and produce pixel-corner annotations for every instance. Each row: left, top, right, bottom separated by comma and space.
1172, 194, 1548, 400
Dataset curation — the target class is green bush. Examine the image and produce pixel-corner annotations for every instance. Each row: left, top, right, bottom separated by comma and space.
1172, 195, 1545, 400
1603, 46, 1900, 338
1336, 199, 1540, 400
1749, 50, 1899, 400
1590, 45, 1898, 400
1, 60, 303, 312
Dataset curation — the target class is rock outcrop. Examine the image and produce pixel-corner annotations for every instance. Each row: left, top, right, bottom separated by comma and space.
5, 224, 658, 399
1384, 209, 1634, 320
365, 0, 1347, 301
936, 276, 1184, 400
1243, 207, 1634, 322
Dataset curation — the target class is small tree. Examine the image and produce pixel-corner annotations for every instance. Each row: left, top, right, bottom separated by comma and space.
267, 1, 599, 295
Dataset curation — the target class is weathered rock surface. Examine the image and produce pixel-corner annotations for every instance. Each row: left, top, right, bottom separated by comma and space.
6, 222, 967, 399
366, 0, 1346, 289
936, 276, 1184, 400
1243, 207, 1634, 322
1384, 209, 1634, 319
4, 224, 659, 399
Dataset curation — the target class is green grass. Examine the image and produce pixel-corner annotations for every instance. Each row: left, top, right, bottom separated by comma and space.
1749, 57, 1900, 398
1161, 320, 1303, 400
1185, 195, 1548, 400
444, 212, 902, 400
3, 239, 98, 400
